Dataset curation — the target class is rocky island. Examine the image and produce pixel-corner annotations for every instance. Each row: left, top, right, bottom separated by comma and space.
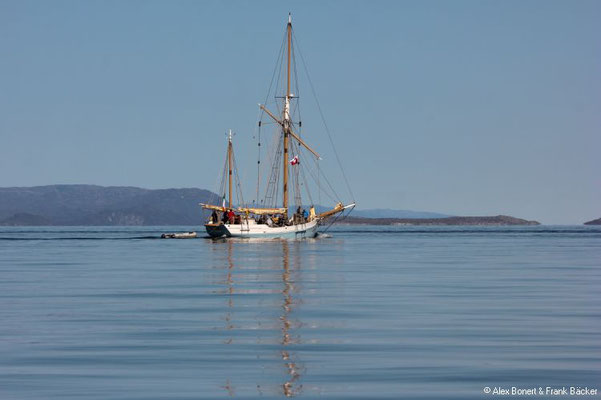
337, 215, 540, 226
584, 218, 601, 225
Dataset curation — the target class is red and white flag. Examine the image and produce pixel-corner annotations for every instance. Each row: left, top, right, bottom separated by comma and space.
289, 155, 299, 165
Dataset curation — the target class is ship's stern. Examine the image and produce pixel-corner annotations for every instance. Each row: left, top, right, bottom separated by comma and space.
205, 223, 230, 238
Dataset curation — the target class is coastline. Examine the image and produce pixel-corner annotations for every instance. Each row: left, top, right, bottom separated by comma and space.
335, 215, 540, 226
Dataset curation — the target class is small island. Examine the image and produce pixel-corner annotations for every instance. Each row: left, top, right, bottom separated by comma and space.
337, 215, 540, 226
584, 217, 601, 225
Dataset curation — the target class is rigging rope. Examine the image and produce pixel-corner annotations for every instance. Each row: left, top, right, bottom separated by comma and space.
292, 31, 356, 203
231, 145, 245, 208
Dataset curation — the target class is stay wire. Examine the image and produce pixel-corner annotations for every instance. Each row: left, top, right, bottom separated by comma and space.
256, 29, 286, 206
292, 31, 355, 203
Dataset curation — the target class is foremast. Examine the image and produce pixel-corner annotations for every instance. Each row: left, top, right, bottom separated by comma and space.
200, 130, 235, 214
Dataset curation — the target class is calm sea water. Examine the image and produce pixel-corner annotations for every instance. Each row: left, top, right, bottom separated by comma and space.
0, 225, 600, 399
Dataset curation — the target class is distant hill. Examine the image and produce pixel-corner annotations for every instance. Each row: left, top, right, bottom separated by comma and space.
337, 215, 540, 226
0, 185, 538, 226
0, 185, 217, 226
584, 217, 601, 225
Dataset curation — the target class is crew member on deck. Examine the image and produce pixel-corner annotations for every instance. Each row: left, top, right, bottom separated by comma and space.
222, 210, 228, 224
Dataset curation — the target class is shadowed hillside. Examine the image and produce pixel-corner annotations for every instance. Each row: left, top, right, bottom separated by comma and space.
0, 185, 217, 226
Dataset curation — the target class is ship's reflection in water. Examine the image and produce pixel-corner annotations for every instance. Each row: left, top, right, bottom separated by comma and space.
280, 241, 303, 397
210, 239, 316, 397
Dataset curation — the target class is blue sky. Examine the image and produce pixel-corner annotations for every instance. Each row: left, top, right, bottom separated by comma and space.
1, 0, 599, 224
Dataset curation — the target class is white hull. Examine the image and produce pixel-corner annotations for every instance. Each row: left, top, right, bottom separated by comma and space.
205, 219, 318, 239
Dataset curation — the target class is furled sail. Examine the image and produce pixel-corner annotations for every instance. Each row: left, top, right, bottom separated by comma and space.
237, 207, 287, 215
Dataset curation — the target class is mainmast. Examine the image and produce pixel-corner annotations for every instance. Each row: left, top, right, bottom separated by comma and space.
282, 13, 292, 217
228, 129, 233, 210
257, 14, 322, 216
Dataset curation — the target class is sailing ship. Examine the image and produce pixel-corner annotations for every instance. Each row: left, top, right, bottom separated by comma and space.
201, 14, 354, 239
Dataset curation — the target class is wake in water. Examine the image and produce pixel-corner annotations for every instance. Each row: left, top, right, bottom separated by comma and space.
0, 236, 164, 241
315, 232, 332, 239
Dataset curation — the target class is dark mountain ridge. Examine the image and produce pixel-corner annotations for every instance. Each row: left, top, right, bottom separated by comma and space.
0, 185, 216, 226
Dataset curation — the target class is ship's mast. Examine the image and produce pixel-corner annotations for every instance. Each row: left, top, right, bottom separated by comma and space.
228, 129, 233, 210
282, 13, 292, 217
